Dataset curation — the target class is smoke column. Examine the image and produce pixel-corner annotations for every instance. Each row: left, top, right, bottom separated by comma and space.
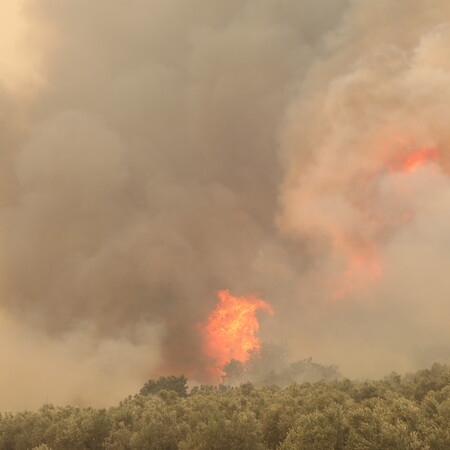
278, 0, 450, 378
1, 0, 450, 409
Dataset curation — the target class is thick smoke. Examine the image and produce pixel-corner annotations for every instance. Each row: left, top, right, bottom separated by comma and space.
0, 0, 346, 409
1, 0, 450, 410
278, 0, 450, 378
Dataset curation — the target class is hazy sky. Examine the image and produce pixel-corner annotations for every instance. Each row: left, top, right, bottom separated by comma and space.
1, 0, 450, 410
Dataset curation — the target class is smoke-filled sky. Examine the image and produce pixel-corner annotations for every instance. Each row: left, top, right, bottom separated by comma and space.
1, 0, 450, 410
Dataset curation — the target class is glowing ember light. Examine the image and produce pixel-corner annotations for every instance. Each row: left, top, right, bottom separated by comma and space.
331, 145, 442, 300
333, 250, 382, 300
201, 289, 274, 380
392, 147, 440, 173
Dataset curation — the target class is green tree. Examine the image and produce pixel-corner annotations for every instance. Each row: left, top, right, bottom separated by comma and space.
140, 375, 188, 397
130, 403, 189, 450
280, 404, 348, 450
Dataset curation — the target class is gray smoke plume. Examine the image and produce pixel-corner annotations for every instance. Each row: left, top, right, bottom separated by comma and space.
1, 0, 450, 410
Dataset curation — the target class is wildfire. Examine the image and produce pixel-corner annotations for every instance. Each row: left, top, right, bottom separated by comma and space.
201, 289, 274, 381
332, 144, 442, 299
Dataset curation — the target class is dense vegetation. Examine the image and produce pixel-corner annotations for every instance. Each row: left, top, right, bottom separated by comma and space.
223, 345, 341, 386
1, 364, 449, 449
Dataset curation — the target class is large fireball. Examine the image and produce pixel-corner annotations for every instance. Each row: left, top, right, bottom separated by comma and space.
200, 290, 274, 381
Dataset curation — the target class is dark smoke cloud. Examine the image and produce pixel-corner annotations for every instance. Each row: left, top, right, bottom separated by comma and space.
3, 0, 450, 410
0, 0, 347, 409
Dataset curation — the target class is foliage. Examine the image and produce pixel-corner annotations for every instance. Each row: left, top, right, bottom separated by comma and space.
139, 375, 188, 398
224, 344, 340, 386
0, 365, 449, 449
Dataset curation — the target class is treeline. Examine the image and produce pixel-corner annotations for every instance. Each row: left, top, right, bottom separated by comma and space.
1, 363, 449, 449
223, 345, 341, 386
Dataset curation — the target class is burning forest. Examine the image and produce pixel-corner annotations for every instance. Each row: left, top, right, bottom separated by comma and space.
0, 0, 450, 429
200, 290, 274, 382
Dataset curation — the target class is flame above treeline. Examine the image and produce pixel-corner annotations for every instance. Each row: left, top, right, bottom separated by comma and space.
198, 145, 444, 382
200, 290, 274, 381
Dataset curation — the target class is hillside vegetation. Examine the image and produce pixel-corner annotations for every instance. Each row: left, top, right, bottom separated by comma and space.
1, 364, 449, 449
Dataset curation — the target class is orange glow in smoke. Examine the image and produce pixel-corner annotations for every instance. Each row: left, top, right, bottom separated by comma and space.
333, 248, 382, 300
332, 145, 442, 300
201, 290, 274, 380
392, 147, 440, 173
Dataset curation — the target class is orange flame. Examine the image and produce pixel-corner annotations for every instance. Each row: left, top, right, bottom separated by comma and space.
201, 289, 274, 380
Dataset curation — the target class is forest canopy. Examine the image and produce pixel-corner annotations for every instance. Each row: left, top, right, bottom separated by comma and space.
1, 363, 449, 449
